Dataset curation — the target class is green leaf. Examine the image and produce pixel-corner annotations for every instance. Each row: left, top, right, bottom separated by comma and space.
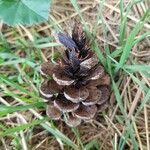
0, 0, 51, 26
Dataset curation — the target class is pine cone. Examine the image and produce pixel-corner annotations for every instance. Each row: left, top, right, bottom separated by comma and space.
39, 22, 111, 127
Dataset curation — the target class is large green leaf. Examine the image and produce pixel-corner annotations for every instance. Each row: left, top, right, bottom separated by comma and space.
0, 0, 51, 26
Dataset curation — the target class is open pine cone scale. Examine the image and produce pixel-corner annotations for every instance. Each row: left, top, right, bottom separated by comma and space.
40, 22, 111, 127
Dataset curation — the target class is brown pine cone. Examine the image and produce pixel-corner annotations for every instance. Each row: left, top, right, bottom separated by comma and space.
39, 22, 111, 127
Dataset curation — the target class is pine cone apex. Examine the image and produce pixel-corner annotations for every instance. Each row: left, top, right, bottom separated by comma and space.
40, 22, 111, 127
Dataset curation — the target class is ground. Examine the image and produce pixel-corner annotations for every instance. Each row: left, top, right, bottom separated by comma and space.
0, 0, 150, 150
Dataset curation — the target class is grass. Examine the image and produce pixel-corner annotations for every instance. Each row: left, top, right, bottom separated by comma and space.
0, 0, 150, 149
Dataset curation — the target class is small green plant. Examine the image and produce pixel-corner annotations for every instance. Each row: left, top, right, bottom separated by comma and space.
0, 0, 52, 26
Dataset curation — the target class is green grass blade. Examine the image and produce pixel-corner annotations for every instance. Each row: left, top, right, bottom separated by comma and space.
84, 140, 99, 150
92, 41, 106, 67
0, 75, 39, 99
41, 123, 78, 149
127, 121, 138, 150
112, 80, 127, 117
0, 102, 45, 117
69, 0, 87, 29
34, 42, 61, 49
117, 10, 150, 71
124, 64, 150, 73
118, 131, 130, 150
133, 32, 150, 45
119, 0, 141, 45
0, 118, 47, 137
135, 89, 150, 117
